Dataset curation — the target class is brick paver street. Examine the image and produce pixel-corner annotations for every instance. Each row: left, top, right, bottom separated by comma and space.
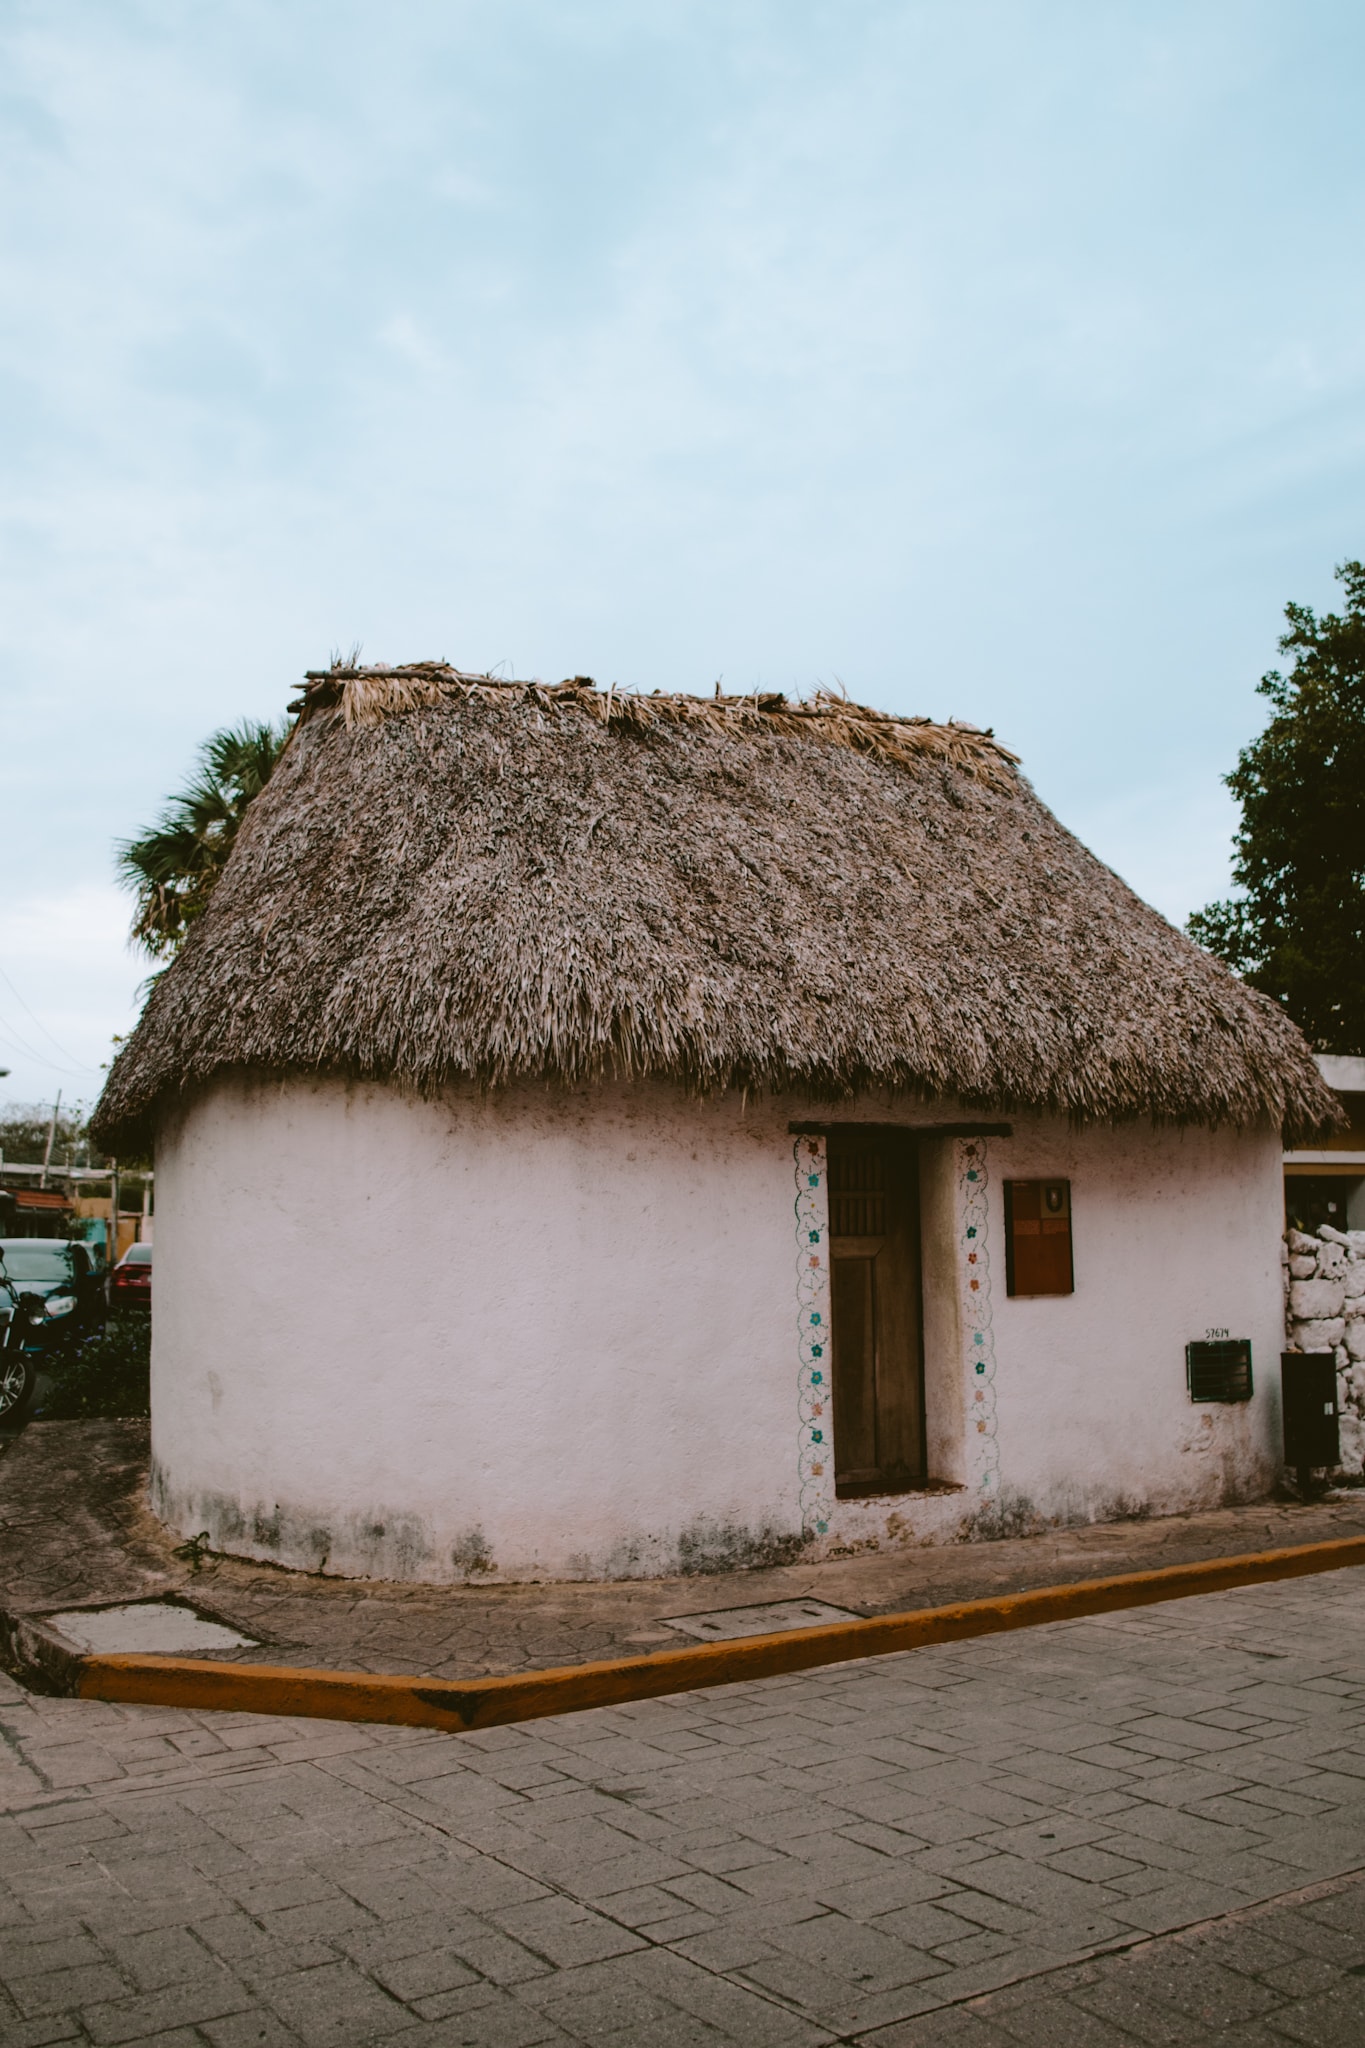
3, 1570, 1365, 2044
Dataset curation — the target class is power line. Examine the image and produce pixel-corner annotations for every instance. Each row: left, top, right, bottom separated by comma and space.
0, 962, 90, 1067
0, 1015, 101, 1080
0, 1015, 72, 1070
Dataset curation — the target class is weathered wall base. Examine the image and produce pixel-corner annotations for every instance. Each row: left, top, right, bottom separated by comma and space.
148, 1462, 811, 1584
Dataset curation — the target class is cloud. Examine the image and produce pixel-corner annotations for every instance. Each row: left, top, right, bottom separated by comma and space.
2, 0, 1364, 1096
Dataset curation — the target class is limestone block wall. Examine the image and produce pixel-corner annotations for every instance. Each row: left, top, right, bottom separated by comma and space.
1283, 1224, 1365, 1474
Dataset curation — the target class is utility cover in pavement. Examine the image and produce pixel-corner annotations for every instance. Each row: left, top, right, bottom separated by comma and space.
660, 1598, 861, 1641
44, 1601, 259, 1655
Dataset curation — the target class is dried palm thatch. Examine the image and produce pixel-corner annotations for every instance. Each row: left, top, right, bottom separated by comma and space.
297, 663, 1023, 786
93, 664, 1337, 1151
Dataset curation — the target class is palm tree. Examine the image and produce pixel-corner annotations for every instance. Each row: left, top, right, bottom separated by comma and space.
118, 719, 289, 959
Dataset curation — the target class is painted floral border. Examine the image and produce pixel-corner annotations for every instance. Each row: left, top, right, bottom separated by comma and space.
794, 1135, 834, 1536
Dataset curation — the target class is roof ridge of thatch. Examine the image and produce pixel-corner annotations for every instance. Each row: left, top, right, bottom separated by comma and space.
288, 663, 1022, 790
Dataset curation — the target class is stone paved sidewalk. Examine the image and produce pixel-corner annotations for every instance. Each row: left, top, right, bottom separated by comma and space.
6, 1421, 1365, 1680
2, 1566, 1365, 2042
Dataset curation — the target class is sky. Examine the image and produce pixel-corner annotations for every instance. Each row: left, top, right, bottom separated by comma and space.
2, 0, 1363, 1117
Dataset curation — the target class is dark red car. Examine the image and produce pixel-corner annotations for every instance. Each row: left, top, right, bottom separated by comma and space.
111, 1242, 152, 1309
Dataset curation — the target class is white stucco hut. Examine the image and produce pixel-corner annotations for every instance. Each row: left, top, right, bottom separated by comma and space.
93, 664, 1337, 1583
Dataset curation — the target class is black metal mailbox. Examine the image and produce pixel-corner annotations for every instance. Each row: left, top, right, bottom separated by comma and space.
1281, 1352, 1340, 1471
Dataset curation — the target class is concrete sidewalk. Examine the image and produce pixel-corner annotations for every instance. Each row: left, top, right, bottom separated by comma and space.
7, 1421, 1365, 1682
3, 1567, 1365, 2043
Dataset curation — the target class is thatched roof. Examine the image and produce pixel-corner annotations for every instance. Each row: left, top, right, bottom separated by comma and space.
93, 664, 1337, 1151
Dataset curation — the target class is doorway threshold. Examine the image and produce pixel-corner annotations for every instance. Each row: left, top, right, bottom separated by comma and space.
835, 1477, 967, 1503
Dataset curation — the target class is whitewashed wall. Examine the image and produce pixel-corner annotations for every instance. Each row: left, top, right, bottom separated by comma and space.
150, 1075, 1286, 1581
942, 1116, 1285, 1536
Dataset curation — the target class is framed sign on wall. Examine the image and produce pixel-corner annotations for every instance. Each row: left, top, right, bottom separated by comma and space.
1004, 1179, 1074, 1297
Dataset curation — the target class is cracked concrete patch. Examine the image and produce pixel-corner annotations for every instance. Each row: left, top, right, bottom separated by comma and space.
43, 1600, 259, 1656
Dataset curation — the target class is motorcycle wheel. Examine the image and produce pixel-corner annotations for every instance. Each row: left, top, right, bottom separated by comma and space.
0, 1349, 37, 1427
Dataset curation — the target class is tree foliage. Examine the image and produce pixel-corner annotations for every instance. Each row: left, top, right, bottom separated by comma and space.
1188, 562, 1365, 1052
118, 719, 289, 959
41, 1315, 150, 1419
0, 1103, 96, 1167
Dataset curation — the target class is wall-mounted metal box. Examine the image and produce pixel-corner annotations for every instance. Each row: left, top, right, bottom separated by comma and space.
1281, 1352, 1339, 1469
1185, 1339, 1252, 1403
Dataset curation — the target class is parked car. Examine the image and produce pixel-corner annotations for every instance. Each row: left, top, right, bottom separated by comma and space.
0, 1238, 107, 1355
111, 1241, 153, 1310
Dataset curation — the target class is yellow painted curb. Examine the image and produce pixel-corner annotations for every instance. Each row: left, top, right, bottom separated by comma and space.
74, 1531, 1365, 1734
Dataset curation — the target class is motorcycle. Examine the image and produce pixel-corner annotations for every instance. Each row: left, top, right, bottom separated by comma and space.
0, 1282, 49, 1427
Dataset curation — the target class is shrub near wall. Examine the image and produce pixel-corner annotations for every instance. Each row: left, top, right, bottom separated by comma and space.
1284, 1225, 1365, 1474
39, 1316, 151, 1420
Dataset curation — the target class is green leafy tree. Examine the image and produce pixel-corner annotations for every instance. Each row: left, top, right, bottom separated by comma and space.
118, 719, 289, 959
0, 1102, 95, 1166
1188, 561, 1365, 1052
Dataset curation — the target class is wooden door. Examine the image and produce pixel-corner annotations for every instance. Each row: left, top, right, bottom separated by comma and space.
827, 1130, 925, 1496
